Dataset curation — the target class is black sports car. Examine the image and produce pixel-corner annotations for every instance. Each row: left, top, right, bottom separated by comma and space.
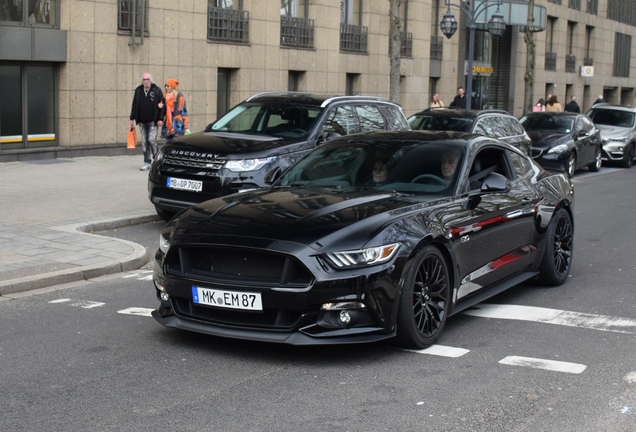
520, 112, 602, 177
152, 131, 575, 348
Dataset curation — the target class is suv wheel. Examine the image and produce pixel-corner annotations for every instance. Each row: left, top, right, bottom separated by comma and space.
621, 144, 634, 169
589, 146, 602, 172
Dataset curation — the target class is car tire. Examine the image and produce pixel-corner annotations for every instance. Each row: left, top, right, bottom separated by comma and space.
537, 208, 573, 286
566, 153, 577, 177
588, 146, 602, 172
395, 245, 450, 349
620, 144, 634, 169
155, 206, 176, 222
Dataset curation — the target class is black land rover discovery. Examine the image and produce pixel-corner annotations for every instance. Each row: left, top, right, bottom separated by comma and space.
148, 92, 410, 220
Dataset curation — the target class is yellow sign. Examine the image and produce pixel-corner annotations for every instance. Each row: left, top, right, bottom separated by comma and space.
472, 66, 493, 74
581, 66, 594, 77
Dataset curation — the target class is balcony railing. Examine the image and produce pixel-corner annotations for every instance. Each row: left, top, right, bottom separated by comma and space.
208, 7, 249, 43
566, 54, 576, 72
280, 16, 314, 48
340, 23, 368, 53
430, 36, 443, 60
545, 52, 557, 71
584, 57, 594, 66
401, 31, 413, 57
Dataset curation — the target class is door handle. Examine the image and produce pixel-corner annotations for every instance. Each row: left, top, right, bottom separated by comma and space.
521, 197, 533, 205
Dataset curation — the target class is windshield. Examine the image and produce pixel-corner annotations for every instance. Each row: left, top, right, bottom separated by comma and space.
276, 140, 465, 196
520, 115, 574, 134
408, 114, 473, 132
587, 109, 635, 128
206, 103, 323, 139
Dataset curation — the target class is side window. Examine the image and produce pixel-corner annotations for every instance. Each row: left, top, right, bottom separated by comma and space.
509, 119, 526, 136
322, 105, 356, 136
575, 117, 585, 133
500, 118, 517, 137
381, 105, 410, 130
475, 118, 497, 138
581, 116, 594, 131
468, 147, 512, 190
355, 105, 387, 133
509, 152, 532, 177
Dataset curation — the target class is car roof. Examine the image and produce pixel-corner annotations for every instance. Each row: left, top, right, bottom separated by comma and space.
523, 111, 581, 117
587, 104, 636, 112
243, 92, 397, 108
332, 129, 494, 150
410, 108, 512, 119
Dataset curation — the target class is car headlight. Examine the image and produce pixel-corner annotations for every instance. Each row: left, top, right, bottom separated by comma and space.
226, 157, 276, 172
154, 148, 165, 164
608, 137, 628, 143
325, 243, 400, 269
159, 232, 170, 253
548, 144, 569, 155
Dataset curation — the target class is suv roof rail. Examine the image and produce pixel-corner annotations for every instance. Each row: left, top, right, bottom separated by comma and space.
419, 107, 511, 116
245, 91, 316, 102
320, 95, 393, 108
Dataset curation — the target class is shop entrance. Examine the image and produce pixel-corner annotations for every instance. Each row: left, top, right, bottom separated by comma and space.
468, 75, 491, 110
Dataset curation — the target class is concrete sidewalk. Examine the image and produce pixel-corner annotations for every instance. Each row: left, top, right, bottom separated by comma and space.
0, 155, 160, 295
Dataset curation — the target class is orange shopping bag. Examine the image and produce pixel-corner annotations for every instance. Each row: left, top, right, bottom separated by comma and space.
127, 126, 138, 149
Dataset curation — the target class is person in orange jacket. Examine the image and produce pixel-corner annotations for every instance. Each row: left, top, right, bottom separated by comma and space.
161, 79, 190, 140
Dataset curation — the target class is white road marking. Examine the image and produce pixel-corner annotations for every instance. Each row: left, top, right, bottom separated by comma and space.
499, 356, 587, 374
69, 300, 105, 309
139, 275, 153, 281
48, 298, 71, 303
625, 371, 636, 384
401, 345, 470, 358
117, 307, 154, 317
464, 304, 636, 334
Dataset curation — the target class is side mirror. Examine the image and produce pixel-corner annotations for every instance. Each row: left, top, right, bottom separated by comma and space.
578, 129, 589, 137
480, 172, 509, 192
264, 166, 283, 185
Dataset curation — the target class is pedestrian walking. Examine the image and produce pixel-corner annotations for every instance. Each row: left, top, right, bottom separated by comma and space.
564, 96, 581, 113
533, 98, 546, 112
430, 94, 444, 109
449, 87, 467, 109
545, 95, 563, 112
129, 73, 165, 171
161, 79, 190, 141
594, 95, 606, 105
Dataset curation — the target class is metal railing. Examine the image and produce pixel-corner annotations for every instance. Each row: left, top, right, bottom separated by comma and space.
118, 0, 147, 32
401, 31, 413, 57
208, 7, 249, 43
280, 16, 314, 48
340, 23, 368, 53
545, 52, 557, 71
566, 55, 576, 72
430, 36, 443, 60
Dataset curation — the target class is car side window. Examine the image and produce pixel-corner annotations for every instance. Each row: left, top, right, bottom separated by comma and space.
474, 118, 497, 138
467, 147, 513, 190
509, 119, 526, 136
381, 105, 409, 130
575, 117, 586, 133
509, 151, 532, 177
581, 116, 594, 131
322, 105, 356, 136
355, 105, 387, 133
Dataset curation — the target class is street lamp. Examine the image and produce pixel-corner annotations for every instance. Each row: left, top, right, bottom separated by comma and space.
440, 0, 506, 110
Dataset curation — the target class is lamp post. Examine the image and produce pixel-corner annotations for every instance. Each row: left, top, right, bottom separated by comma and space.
440, 0, 506, 110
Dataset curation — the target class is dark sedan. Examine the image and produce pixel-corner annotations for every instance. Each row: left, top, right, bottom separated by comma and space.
152, 131, 575, 348
520, 112, 602, 177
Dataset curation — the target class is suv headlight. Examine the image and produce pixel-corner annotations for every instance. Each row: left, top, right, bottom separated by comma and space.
607, 137, 628, 143
226, 157, 276, 172
159, 232, 170, 253
548, 144, 569, 155
325, 243, 400, 269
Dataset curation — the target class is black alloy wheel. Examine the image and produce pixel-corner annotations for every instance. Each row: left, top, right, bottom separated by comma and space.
621, 144, 634, 169
538, 208, 573, 286
395, 246, 450, 349
589, 146, 602, 172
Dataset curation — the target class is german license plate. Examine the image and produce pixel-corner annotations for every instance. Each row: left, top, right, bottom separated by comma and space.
192, 286, 263, 311
167, 177, 202, 192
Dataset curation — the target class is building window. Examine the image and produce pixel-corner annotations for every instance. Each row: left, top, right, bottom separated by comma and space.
587, 0, 598, 14
0, 0, 59, 27
340, 0, 367, 53
568, 0, 581, 10
346, 73, 360, 96
613, 33, 631, 78
466, 30, 491, 63
566, 21, 576, 73
280, 0, 314, 48
399, 1, 412, 58
217, 68, 234, 118
118, 0, 148, 33
608, 0, 636, 26
548, 0, 562, 4
208, 0, 249, 43
0, 63, 56, 149
584, 26, 594, 66
545, 17, 557, 71
288, 70, 304, 91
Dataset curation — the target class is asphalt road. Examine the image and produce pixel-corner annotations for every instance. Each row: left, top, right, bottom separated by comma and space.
1, 166, 635, 432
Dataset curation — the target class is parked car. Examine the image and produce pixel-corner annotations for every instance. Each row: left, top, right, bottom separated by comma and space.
407, 108, 532, 155
585, 104, 636, 168
148, 92, 410, 221
520, 112, 602, 177
152, 130, 575, 349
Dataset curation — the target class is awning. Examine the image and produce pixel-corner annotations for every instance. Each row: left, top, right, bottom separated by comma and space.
474, 0, 547, 32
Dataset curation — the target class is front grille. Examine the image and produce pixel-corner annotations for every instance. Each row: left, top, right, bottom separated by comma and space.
164, 154, 225, 170
166, 246, 313, 288
531, 148, 544, 158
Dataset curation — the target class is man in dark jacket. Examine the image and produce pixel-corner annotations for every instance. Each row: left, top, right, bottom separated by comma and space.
564, 96, 581, 113
593, 95, 606, 105
449, 87, 466, 109
130, 73, 165, 171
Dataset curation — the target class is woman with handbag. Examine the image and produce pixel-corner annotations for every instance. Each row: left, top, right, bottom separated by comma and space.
161, 79, 190, 141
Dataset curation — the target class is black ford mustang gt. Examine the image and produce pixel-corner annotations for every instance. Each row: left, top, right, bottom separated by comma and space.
152, 131, 575, 349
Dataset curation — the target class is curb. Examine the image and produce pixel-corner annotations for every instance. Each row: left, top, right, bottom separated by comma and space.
0, 213, 160, 296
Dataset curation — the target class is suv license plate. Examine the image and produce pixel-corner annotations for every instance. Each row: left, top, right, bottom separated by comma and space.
192, 286, 263, 311
167, 177, 202, 192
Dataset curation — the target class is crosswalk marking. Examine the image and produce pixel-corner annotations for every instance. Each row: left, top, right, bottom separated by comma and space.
117, 307, 154, 317
464, 304, 636, 334
402, 345, 470, 358
499, 356, 587, 374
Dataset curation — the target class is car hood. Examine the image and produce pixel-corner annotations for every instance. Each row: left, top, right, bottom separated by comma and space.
526, 131, 571, 149
163, 131, 307, 158
595, 124, 632, 139
168, 188, 445, 251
